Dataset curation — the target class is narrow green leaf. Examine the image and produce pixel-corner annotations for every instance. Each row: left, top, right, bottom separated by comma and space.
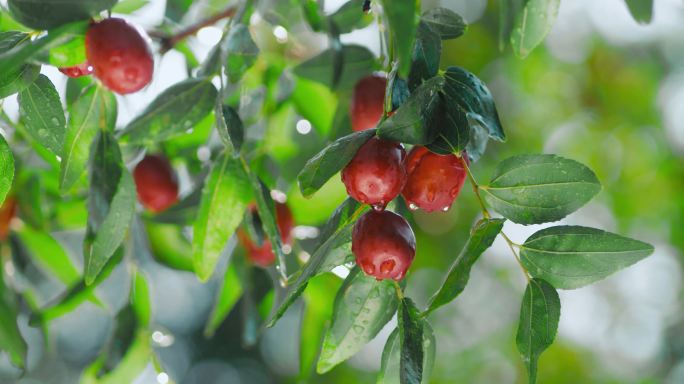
204, 264, 243, 337
215, 102, 244, 153
16, 226, 81, 286
0, 31, 40, 98
298, 129, 376, 197
378, 323, 435, 384
15, 173, 44, 228
399, 298, 425, 384
625, 0, 653, 24
18, 74, 66, 155
510, 0, 560, 58
426, 218, 505, 314
480, 154, 602, 225
516, 278, 560, 384
0, 134, 14, 206
317, 268, 399, 373
94, 330, 152, 384
407, 22, 441, 91
300, 0, 325, 32
377, 76, 443, 144
8, 0, 116, 30
330, 0, 374, 34
145, 221, 194, 271
520, 226, 654, 289
112, 0, 150, 14
247, 171, 288, 275
132, 271, 151, 327
420, 8, 467, 40
381, 0, 417, 77
0, 266, 27, 369
294, 45, 376, 90
60, 84, 117, 193
267, 198, 368, 327
193, 153, 252, 281
224, 24, 259, 83
84, 131, 135, 285
124, 78, 218, 144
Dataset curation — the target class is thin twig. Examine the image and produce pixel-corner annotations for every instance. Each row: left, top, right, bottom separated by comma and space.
152, 6, 237, 52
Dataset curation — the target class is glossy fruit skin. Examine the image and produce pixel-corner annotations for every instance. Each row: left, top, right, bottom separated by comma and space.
352, 210, 416, 281
402, 146, 467, 212
0, 197, 17, 241
86, 18, 153, 94
341, 137, 407, 208
351, 75, 387, 132
133, 155, 179, 213
58, 63, 93, 78
239, 202, 295, 268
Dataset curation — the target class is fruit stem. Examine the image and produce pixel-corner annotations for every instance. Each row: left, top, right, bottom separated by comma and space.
392, 281, 404, 300
461, 158, 490, 219
151, 6, 237, 52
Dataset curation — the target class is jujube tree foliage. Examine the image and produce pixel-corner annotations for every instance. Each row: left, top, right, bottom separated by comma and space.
0, 0, 656, 383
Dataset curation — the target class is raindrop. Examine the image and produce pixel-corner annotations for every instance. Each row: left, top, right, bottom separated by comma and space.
372, 203, 386, 211
352, 325, 364, 334
37, 129, 47, 137
441, 206, 450, 212
408, 202, 418, 211
50, 117, 60, 126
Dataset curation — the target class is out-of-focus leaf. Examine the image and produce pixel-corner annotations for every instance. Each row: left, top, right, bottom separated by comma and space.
420, 7, 467, 40
8, 0, 116, 30
131, 271, 151, 327
145, 221, 194, 271
292, 78, 337, 136
48, 35, 86, 67
317, 267, 398, 373
380, 0, 417, 77
91, 330, 152, 384
84, 132, 135, 285
124, 78, 218, 144
60, 84, 117, 193
520, 226, 654, 289
378, 323, 435, 384
15, 174, 43, 228
398, 298, 427, 384
16, 226, 81, 286
112, 0, 149, 14
225, 24, 259, 83
426, 218, 505, 314
294, 45, 376, 90
267, 198, 368, 327
330, 0, 374, 34
204, 264, 243, 337
516, 278, 560, 384
193, 153, 252, 281
0, 265, 27, 369
377, 76, 443, 144
0, 134, 13, 206
625, 0, 653, 24
407, 22, 441, 91
0, 31, 40, 98
216, 103, 245, 153
301, 0, 325, 32
17, 74, 66, 155
510, 0, 560, 58
480, 155, 601, 225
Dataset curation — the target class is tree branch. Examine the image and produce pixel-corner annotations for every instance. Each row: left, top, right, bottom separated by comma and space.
151, 6, 236, 52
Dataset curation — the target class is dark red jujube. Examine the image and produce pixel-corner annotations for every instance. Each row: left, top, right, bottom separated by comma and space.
59, 62, 94, 78
238, 202, 295, 267
402, 146, 467, 212
133, 155, 179, 213
351, 75, 387, 132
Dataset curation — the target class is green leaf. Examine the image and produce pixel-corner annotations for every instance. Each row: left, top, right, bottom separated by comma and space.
93, 330, 152, 384
294, 44, 376, 90
426, 218, 505, 314
84, 131, 135, 285
17, 74, 66, 155
204, 264, 243, 337
0, 31, 40, 98
225, 24, 259, 83
247, 171, 288, 274
0, 267, 27, 369
381, 0, 417, 77
510, 0, 560, 58
145, 221, 194, 271
0, 134, 14, 206
60, 84, 117, 193
464, 121, 489, 163
112, 0, 150, 14
398, 298, 427, 384
480, 154, 602, 225
216, 103, 244, 153
193, 153, 252, 281
420, 8, 467, 40
300, 0, 325, 32
8, 0, 116, 30
267, 198, 368, 327
516, 278, 560, 384
124, 78, 218, 144
48, 35, 86, 67
378, 323, 435, 384
15, 173, 44, 228
292, 78, 337, 136
16, 226, 81, 286
330, 0, 374, 34
377, 76, 443, 144
625, 0, 653, 24
298, 129, 376, 197
407, 22, 441, 91
520, 226, 654, 289
317, 268, 399, 373
131, 271, 151, 327
443, 66, 505, 142
387, 64, 410, 111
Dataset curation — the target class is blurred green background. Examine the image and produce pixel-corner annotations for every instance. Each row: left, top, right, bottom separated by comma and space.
1, 0, 684, 383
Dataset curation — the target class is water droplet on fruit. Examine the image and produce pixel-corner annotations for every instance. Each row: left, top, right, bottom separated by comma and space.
442, 206, 450, 212
124, 67, 138, 81
380, 259, 395, 274
361, 261, 375, 274
450, 187, 460, 197
372, 203, 386, 211
408, 202, 418, 211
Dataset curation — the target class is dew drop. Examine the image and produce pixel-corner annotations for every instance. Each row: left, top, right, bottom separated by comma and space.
372, 203, 386, 211
50, 117, 60, 126
37, 129, 47, 137
352, 325, 364, 334
408, 202, 418, 211
124, 67, 138, 81
442, 206, 450, 212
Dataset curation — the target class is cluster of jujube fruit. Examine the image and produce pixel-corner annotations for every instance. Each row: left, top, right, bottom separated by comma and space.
344, 75, 468, 281
58, 17, 153, 94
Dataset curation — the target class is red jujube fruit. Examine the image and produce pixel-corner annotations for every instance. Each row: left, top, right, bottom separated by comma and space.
238, 202, 295, 267
133, 155, 179, 213
59, 62, 93, 78
0, 197, 17, 241
402, 146, 467, 212
86, 18, 154, 94
351, 75, 387, 132
341, 137, 407, 208
352, 210, 416, 281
